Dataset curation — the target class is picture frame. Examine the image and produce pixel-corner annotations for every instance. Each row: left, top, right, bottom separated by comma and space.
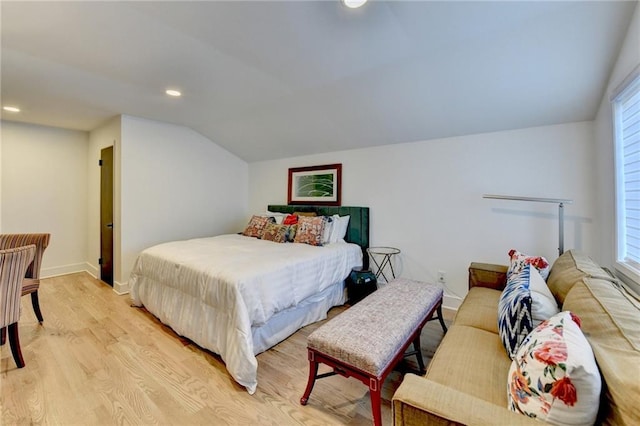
288, 163, 342, 206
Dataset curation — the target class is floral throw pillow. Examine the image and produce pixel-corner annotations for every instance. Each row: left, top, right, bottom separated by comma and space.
498, 265, 534, 359
242, 215, 275, 238
508, 249, 551, 280
293, 216, 327, 246
261, 222, 288, 243
508, 311, 601, 425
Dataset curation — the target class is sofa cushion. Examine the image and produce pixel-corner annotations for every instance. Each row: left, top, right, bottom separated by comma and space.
563, 277, 640, 425
426, 325, 512, 407
507, 311, 601, 425
498, 266, 534, 359
547, 250, 613, 305
454, 286, 501, 334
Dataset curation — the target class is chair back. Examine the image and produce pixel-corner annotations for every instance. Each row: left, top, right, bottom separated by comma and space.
0, 245, 36, 328
0, 234, 50, 280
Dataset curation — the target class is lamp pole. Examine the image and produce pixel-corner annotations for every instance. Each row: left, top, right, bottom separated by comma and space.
483, 195, 573, 257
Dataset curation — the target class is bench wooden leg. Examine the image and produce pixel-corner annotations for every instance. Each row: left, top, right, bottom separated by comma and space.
369, 378, 382, 426
300, 350, 319, 405
436, 304, 448, 333
412, 334, 425, 374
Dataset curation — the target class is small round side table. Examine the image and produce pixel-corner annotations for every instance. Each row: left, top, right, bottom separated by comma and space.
366, 246, 400, 283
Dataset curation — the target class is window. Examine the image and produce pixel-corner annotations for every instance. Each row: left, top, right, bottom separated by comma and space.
614, 68, 640, 284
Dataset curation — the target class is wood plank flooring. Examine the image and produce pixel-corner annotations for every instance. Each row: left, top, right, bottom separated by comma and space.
1, 273, 451, 425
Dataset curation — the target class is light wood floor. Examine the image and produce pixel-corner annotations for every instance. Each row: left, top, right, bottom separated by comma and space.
1, 273, 451, 425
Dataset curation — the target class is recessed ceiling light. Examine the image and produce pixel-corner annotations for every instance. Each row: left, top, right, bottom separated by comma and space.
3, 106, 21, 113
165, 89, 182, 97
342, 0, 367, 8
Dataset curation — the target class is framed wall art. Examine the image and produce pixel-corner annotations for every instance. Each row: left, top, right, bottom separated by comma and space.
288, 163, 342, 206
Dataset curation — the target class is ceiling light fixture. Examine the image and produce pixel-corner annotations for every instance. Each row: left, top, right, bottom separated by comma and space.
165, 89, 182, 97
3, 106, 21, 113
342, 0, 367, 8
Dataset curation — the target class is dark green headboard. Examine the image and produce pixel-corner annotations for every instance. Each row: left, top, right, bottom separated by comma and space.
267, 205, 370, 269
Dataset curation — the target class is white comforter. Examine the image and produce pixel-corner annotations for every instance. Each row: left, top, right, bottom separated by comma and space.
129, 234, 362, 393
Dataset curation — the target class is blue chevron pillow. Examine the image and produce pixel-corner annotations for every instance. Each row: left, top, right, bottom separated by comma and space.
498, 264, 533, 359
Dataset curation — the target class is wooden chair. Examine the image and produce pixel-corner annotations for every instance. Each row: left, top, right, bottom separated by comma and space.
0, 234, 50, 323
0, 245, 36, 368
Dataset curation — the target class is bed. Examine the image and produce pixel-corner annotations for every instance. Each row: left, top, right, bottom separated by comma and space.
129, 205, 369, 394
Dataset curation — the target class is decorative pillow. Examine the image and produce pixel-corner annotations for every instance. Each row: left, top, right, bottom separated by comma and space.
284, 224, 297, 242
322, 216, 334, 245
294, 211, 317, 217
498, 265, 534, 359
283, 214, 299, 225
261, 222, 288, 243
293, 216, 327, 246
329, 215, 350, 243
508, 311, 601, 425
508, 249, 551, 280
529, 266, 560, 326
242, 215, 275, 238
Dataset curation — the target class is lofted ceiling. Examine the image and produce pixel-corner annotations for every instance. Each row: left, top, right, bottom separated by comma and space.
1, 1, 637, 162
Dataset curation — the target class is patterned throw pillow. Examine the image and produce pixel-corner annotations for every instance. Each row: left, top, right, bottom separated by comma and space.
322, 216, 334, 245
498, 265, 534, 359
508, 249, 551, 280
293, 216, 327, 246
261, 222, 288, 243
284, 224, 297, 242
242, 215, 275, 238
508, 311, 601, 425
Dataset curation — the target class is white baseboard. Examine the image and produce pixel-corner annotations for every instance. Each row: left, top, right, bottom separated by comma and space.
443, 293, 462, 311
113, 280, 129, 295
42, 262, 94, 278
42, 263, 128, 295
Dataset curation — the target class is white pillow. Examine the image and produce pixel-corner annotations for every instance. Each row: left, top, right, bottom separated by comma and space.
529, 266, 560, 326
329, 214, 350, 243
507, 311, 601, 425
266, 211, 287, 225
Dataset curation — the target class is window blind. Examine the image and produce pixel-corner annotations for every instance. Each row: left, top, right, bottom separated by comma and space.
617, 75, 640, 267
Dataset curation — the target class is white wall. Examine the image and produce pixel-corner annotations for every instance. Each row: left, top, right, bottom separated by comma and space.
249, 121, 597, 309
0, 120, 89, 276
593, 4, 640, 291
119, 115, 248, 285
88, 116, 121, 282
0, 116, 249, 292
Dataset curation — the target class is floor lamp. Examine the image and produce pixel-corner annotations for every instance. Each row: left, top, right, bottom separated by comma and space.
483, 194, 573, 257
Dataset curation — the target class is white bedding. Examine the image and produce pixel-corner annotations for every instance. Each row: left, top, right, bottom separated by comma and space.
129, 234, 362, 394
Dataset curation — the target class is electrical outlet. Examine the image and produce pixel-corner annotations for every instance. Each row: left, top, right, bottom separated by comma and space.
437, 271, 446, 284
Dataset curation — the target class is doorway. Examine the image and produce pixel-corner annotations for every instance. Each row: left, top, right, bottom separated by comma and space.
100, 146, 114, 286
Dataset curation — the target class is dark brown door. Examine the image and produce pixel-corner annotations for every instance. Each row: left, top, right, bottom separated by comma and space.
100, 146, 114, 286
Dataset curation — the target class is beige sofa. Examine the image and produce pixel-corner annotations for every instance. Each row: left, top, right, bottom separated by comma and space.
392, 250, 640, 425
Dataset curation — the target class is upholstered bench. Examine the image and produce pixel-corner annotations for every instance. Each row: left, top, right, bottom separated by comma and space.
300, 278, 446, 426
